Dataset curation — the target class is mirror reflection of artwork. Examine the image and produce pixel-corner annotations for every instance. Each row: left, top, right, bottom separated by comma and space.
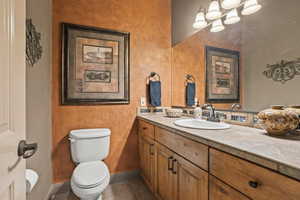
83, 45, 113, 64
215, 61, 231, 74
206, 46, 239, 103
61, 23, 130, 105
216, 78, 230, 89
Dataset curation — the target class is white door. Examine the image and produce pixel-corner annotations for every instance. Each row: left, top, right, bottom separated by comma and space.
0, 0, 27, 199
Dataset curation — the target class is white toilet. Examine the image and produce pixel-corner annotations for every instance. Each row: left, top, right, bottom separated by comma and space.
69, 128, 111, 200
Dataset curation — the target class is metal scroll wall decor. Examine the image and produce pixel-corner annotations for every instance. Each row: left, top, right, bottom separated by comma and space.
26, 19, 42, 66
263, 58, 300, 84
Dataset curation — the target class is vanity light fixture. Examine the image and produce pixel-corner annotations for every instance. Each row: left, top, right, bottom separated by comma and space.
193, 0, 262, 32
221, 0, 241, 10
224, 9, 240, 24
206, 0, 222, 20
241, 0, 262, 15
193, 8, 208, 29
211, 19, 225, 32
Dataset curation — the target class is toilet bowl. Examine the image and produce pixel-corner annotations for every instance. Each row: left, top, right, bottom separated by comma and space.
71, 161, 110, 200
69, 129, 111, 200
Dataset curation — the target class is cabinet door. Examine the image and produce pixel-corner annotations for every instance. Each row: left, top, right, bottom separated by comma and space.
156, 144, 175, 200
139, 135, 156, 192
173, 154, 208, 200
209, 176, 250, 200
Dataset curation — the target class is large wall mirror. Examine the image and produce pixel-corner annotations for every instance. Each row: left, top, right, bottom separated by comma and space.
171, 0, 300, 112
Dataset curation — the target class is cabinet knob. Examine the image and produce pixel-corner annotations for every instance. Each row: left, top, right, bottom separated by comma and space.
248, 181, 259, 188
142, 127, 148, 130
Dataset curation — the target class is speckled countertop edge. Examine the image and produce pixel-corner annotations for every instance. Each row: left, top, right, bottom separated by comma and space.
137, 114, 300, 181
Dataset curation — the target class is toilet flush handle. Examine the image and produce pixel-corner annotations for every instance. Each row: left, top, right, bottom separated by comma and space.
68, 138, 75, 143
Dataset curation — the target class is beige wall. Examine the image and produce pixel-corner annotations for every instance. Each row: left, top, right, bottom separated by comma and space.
242, 0, 300, 111
26, 0, 52, 199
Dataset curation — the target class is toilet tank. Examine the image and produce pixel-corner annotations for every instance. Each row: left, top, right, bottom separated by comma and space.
69, 129, 111, 163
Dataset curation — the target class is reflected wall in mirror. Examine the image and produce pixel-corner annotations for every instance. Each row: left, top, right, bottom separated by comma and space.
171, 0, 300, 111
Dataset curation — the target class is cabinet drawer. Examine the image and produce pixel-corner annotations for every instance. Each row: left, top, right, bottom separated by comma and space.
139, 120, 155, 139
155, 127, 208, 170
209, 175, 250, 200
210, 149, 300, 200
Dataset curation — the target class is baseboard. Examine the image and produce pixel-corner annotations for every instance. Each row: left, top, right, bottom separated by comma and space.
43, 184, 55, 200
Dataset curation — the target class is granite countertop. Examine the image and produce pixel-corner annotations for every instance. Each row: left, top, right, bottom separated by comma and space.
137, 113, 300, 181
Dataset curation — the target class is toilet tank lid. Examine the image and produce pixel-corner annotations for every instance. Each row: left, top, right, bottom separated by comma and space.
70, 129, 111, 139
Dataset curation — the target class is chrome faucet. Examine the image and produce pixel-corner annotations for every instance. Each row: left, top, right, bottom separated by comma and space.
232, 103, 241, 111
203, 104, 220, 122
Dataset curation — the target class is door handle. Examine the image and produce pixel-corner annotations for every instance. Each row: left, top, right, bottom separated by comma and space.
168, 156, 173, 171
17, 140, 38, 159
172, 159, 178, 174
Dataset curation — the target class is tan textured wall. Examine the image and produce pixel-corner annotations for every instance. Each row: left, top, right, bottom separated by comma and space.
171, 29, 242, 109
52, 0, 172, 183
26, 0, 52, 199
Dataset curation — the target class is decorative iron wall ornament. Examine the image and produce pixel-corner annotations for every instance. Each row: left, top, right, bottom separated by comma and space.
263, 58, 300, 83
26, 19, 42, 66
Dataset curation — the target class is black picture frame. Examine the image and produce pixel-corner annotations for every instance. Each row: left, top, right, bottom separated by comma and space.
61, 23, 130, 105
205, 46, 240, 103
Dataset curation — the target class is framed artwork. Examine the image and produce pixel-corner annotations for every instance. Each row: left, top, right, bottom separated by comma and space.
61, 23, 130, 105
205, 46, 240, 103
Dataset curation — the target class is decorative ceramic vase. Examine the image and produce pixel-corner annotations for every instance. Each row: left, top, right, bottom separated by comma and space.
165, 108, 183, 118
257, 105, 299, 136
286, 105, 300, 133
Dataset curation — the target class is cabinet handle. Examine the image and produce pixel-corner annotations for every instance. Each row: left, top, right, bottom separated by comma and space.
248, 181, 259, 188
142, 127, 148, 130
172, 159, 177, 174
168, 156, 173, 171
150, 144, 155, 155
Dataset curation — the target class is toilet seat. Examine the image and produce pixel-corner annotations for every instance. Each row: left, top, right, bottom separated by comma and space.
72, 161, 109, 189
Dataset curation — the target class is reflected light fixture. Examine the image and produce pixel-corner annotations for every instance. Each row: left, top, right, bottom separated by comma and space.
224, 9, 240, 24
242, 0, 262, 15
206, 0, 222, 20
210, 19, 225, 32
221, 0, 241, 10
193, 9, 208, 29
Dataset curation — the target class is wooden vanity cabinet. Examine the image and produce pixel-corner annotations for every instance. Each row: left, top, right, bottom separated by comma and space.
172, 151, 208, 200
139, 120, 209, 200
138, 121, 156, 192
155, 126, 208, 170
156, 143, 176, 200
156, 143, 208, 200
210, 148, 300, 200
138, 119, 300, 200
209, 175, 250, 200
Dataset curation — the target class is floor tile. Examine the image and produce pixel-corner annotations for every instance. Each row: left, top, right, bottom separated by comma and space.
51, 176, 157, 200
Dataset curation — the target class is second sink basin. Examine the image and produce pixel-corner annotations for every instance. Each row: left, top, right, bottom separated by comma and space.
174, 119, 231, 130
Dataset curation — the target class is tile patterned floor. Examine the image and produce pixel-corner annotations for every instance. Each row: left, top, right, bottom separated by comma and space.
52, 177, 157, 200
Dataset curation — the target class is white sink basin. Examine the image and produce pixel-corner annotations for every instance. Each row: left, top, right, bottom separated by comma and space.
174, 119, 231, 130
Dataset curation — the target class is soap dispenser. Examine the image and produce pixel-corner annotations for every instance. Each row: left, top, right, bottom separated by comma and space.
193, 101, 202, 119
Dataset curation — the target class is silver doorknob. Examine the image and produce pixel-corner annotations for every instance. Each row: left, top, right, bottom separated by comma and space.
17, 140, 38, 159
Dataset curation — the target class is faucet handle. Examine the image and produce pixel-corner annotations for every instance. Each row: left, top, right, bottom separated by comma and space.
203, 103, 212, 108
232, 103, 241, 111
